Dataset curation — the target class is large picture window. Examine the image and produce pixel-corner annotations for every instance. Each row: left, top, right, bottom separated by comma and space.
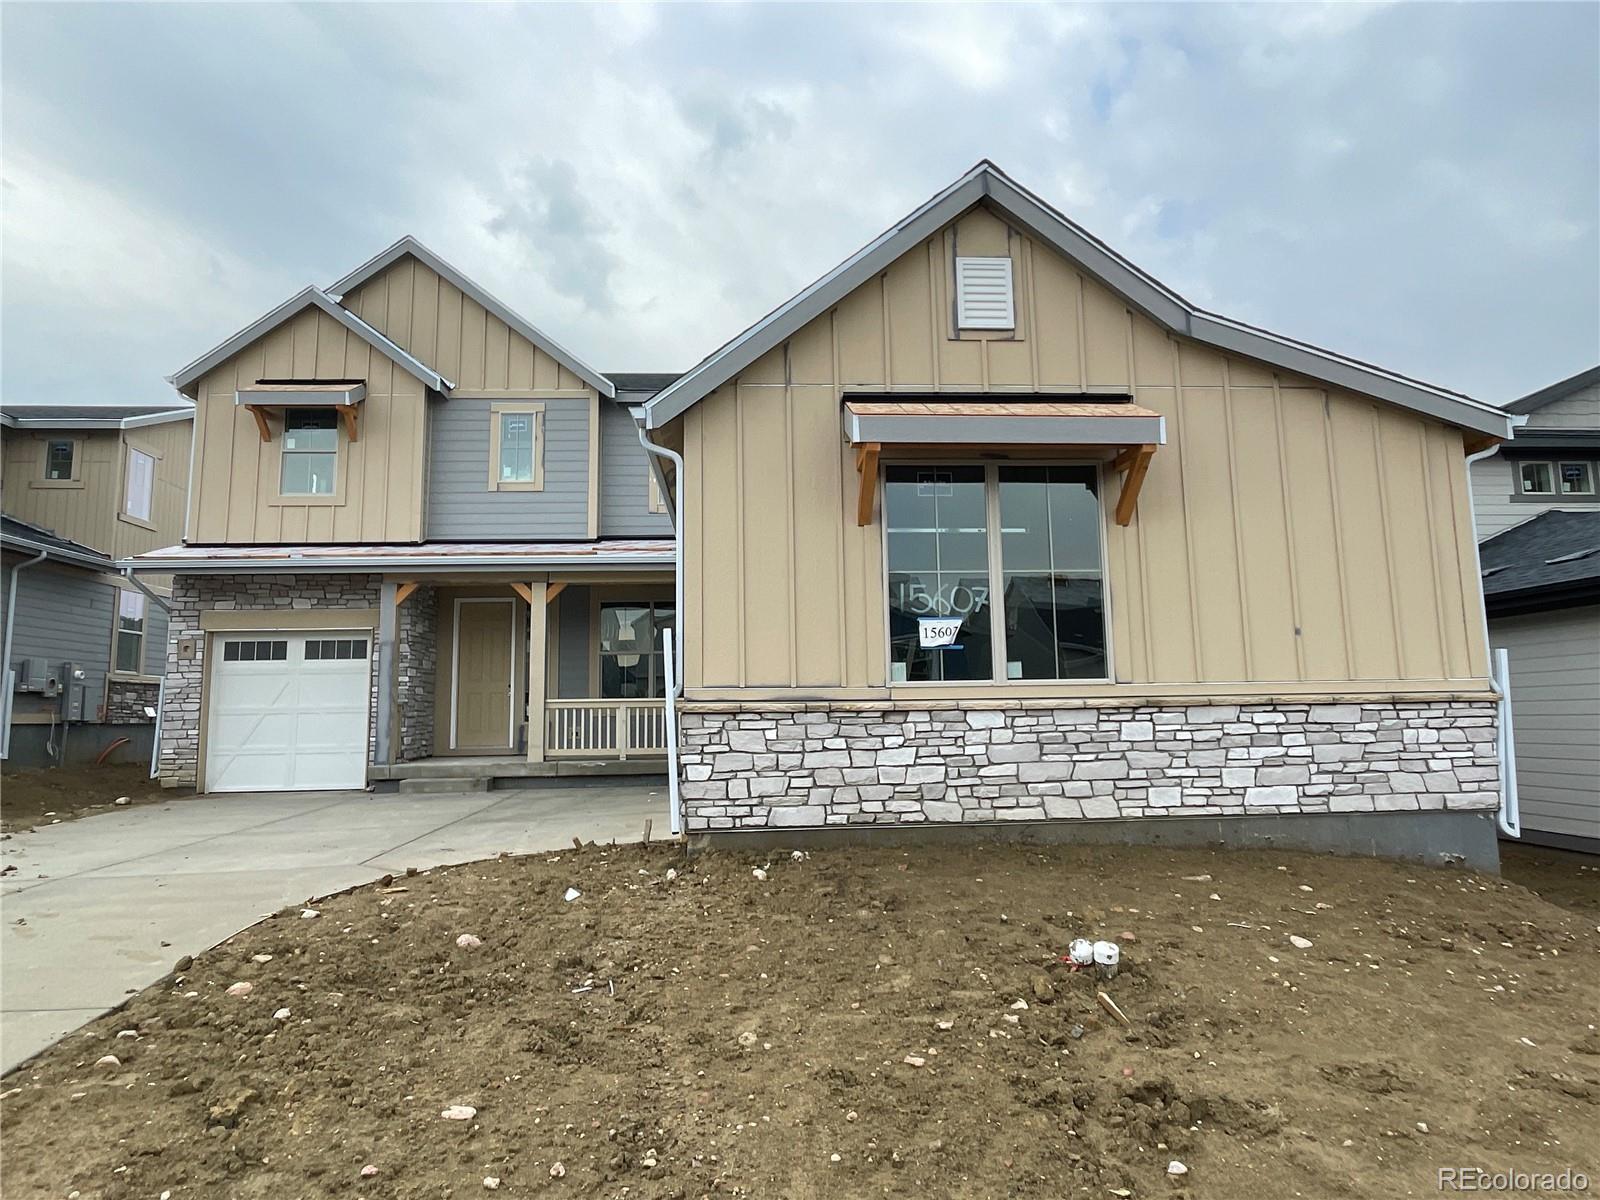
280, 409, 338, 495
598, 601, 675, 698
886, 463, 1107, 683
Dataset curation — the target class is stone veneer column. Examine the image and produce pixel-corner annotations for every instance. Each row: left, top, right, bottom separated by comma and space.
156, 573, 382, 788
395, 586, 439, 762
675, 701, 1500, 831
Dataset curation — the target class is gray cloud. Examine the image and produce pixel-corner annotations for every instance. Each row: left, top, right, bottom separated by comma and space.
2, 2, 1595, 406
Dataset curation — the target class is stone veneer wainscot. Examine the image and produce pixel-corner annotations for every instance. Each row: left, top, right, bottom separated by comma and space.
156, 574, 382, 787
676, 701, 1500, 830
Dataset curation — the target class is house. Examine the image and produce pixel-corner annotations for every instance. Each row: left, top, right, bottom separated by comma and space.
127, 239, 675, 794
1471, 367, 1600, 852
637, 161, 1517, 866
1, 404, 194, 766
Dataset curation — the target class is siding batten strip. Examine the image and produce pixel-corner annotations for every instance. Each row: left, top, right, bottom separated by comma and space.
831, 309, 849, 686
1320, 392, 1356, 679
1417, 426, 1452, 678
1371, 411, 1408, 676
1271, 374, 1308, 681
1220, 358, 1254, 679
784, 368, 799, 687
1171, 339, 1205, 680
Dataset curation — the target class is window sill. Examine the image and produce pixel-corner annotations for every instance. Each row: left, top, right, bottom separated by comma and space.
267, 494, 347, 508
107, 671, 162, 685
117, 512, 158, 532
29, 479, 85, 490
1510, 493, 1599, 504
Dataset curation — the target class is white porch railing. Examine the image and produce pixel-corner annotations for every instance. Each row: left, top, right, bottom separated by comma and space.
546, 699, 668, 759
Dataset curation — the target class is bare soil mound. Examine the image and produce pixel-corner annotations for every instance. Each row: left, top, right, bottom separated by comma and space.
3, 843, 1596, 1199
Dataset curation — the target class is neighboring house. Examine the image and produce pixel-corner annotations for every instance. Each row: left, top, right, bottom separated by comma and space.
1471, 367, 1600, 852
1, 404, 194, 766
638, 161, 1515, 865
128, 238, 676, 794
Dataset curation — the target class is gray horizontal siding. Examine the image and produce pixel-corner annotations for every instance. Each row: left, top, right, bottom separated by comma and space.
556, 585, 591, 698
599, 402, 674, 538
1491, 606, 1600, 842
1526, 383, 1600, 429
2, 557, 115, 719
426, 396, 590, 540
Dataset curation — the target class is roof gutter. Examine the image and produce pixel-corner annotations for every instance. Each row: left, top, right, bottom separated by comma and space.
2, 533, 113, 574
120, 552, 675, 576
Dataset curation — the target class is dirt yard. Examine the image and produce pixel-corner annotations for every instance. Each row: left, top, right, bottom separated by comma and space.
0, 763, 171, 833
3, 842, 1596, 1200
1501, 841, 1600, 916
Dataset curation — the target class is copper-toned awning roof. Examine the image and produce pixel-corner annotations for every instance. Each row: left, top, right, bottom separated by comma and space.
843, 396, 1164, 529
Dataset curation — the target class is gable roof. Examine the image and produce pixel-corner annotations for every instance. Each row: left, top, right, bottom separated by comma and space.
168, 286, 451, 397
644, 160, 1513, 440
1, 514, 115, 572
0, 403, 193, 431
328, 236, 615, 398
1504, 365, 1600, 416
1479, 509, 1600, 615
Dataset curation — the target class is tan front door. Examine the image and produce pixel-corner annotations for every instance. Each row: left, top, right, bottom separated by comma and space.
452, 599, 515, 750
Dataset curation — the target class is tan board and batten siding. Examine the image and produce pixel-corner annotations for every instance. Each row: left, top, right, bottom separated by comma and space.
187, 256, 598, 545
4, 420, 191, 562
674, 204, 1492, 702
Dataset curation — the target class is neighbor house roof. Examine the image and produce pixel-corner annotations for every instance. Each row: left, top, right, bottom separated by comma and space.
123, 538, 675, 575
0, 403, 193, 431
1479, 509, 1600, 616
644, 160, 1514, 440
1504, 365, 1600, 416
328, 236, 615, 398
167, 286, 452, 397
1, 515, 115, 572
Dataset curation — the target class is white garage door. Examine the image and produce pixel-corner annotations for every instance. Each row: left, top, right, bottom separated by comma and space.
205, 631, 372, 793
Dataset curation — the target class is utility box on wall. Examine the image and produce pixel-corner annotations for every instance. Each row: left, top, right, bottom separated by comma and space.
58, 662, 86, 720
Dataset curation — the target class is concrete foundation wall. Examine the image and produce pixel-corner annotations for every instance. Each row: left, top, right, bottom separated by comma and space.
678, 700, 1501, 833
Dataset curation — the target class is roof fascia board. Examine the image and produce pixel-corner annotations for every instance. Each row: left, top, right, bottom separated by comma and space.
1505, 365, 1600, 415
123, 552, 674, 575
328, 237, 615, 398
646, 163, 1513, 440
167, 287, 449, 396
2, 533, 113, 572
645, 172, 988, 428
4, 410, 193, 431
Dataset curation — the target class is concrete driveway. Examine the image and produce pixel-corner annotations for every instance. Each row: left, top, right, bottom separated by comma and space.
0, 783, 664, 1073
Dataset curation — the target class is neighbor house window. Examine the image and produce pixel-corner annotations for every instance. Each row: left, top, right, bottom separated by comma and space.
114, 591, 146, 674
488, 402, 544, 491
599, 601, 675, 698
123, 447, 156, 521
1518, 459, 1598, 497
280, 409, 338, 495
45, 440, 75, 481
648, 470, 667, 514
885, 464, 1107, 683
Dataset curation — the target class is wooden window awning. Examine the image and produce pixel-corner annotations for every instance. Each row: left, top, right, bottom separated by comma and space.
845, 397, 1165, 527
235, 382, 366, 442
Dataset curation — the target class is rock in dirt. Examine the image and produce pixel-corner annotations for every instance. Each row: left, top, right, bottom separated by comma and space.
113, 797, 131, 806
483, 1176, 500, 1189
1069, 1024, 1086, 1040
273, 1008, 291, 1021
300, 909, 320, 920
1031, 974, 1055, 1003
173, 955, 194, 973
903, 1055, 927, 1067
1181, 874, 1213, 882
1289, 935, 1314, 950
207, 1089, 259, 1128
455, 933, 483, 949
225, 982, 253, 998
1168, 1159, 1189, 1176
562, 888, 581, 903
549, 1161, 566, 1178
751, 868, 768, 882
360, 1164, 379, 1178
737, 1030, 758, 1048
95, 1055, 120, 1069
250, 954, 273, 964
440, 1105, 477, 1121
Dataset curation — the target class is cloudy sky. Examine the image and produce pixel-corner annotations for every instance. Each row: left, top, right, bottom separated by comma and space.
3, 2, 1595, 409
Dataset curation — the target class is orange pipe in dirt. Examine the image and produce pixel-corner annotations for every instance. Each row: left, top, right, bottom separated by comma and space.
95, 737, 130, 767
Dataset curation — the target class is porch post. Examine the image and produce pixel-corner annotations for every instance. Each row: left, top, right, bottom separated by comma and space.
375, 580, 398, 765
525, 580, 548, 762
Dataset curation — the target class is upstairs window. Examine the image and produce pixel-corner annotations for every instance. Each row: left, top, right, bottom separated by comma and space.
1518, 459, 1597, 497
113, 590, 146, 674
280, 409, 338, 496
123, 447, 156, 522
955, 256, 1015, 330
488, 402, 544, 491
45, 440, 76, 481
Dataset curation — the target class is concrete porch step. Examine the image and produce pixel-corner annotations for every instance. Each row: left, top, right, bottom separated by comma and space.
397, 777, 491, 795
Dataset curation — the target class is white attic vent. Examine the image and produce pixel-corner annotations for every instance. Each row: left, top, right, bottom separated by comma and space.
955, 256, 1015, 330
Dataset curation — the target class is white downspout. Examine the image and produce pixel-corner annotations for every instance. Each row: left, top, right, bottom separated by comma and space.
1465, 426, 1524, 841
637, 420, 685, 837
2, 548, 50, 760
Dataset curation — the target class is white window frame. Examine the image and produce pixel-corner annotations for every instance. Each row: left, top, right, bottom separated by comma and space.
879, 459, 1113, 687
122, 445, 157, 525
32, 436, 84, 489
488, 402, 545, 492
1557, 460, 1596, 496
111, 589, 147, 677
